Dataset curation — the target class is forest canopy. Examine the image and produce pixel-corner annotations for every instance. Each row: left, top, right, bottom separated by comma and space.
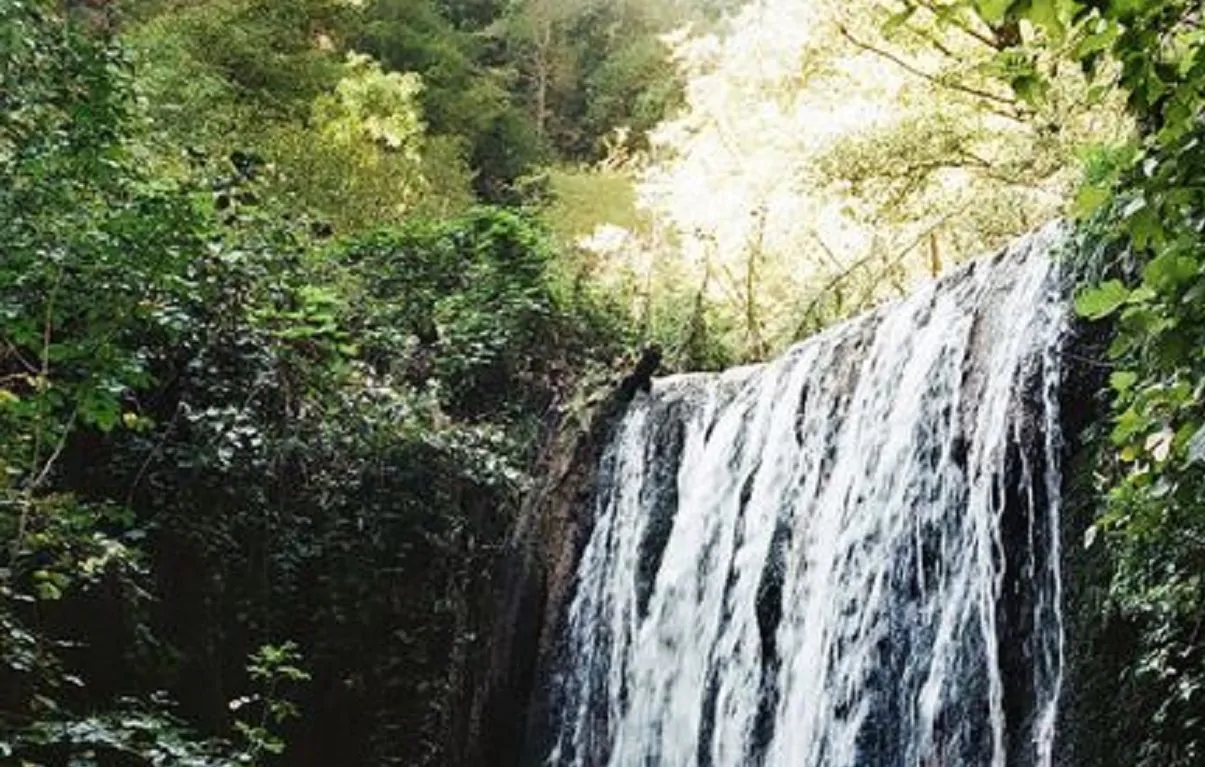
1, 0, 1202, 764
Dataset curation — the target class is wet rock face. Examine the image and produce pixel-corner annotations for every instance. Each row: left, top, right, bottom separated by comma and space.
466, 225, 1134, 767
499, 227, 1068, 767
463, 356, 666, 767
1053, 316, 1143, 767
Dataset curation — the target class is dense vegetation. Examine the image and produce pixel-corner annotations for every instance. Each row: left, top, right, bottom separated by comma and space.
0, 1, 637, 763
912, 1, 1205, 763
1018, 1, 1205, 763
2, 0, 1204, 764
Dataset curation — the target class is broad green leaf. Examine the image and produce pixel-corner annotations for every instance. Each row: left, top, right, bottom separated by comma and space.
1112, 406, 1145, 444
1027, 0, 1065, 41
1187, 424, 1205, 464
1075, 279, 1130, 319
1143, 252, 1199, 291
1128, 285, 1157, 303
1074, 21, 1120, 60
975, 0, 1013, 25
1073, 182, 1110, 218
1110, 370, 1138, 393
1129, 206, 1165, 250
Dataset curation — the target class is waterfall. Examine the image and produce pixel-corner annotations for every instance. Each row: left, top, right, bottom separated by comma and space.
541, 226, 1068, 767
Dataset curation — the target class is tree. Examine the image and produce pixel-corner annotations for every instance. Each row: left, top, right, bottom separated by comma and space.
264, 52, 466, 232
615, 0, 1127, 359
353, 0, 545, 201
0, 4, 278, 761
502, 0, 713, 161
0, 4, 631, 765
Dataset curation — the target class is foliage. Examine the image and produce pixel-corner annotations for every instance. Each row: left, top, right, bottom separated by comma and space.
350, 0, 546, 201
558, 0, 1125, 362
501, 0, 687, 160
231, 643, 311, 759
122, 0, 350, 137
336, 207, 628, 418
0, 3, 241, 762
1, 4, 631, 766
121, 0, 727, 210
943, 0, 1205, 763
124, 0, 474, 228
264, 51, 458, 232
6, 696, 239, 767
25, 0, 1197, 763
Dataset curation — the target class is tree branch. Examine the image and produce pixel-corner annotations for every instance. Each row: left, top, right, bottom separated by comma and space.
810, 231, 846, 271
0, 338, 40, 375
27, 410, 76, 493
914, 0, 1004, 51
837, 24, 1023, 119
792, 205, 968, 338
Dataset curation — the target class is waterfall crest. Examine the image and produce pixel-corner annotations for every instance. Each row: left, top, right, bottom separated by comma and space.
542, 226, 1068, 767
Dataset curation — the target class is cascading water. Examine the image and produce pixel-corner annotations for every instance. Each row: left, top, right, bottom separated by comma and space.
541, 226, 1068, 767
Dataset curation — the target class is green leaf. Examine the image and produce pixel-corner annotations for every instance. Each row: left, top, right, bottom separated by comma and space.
1011, 73, 1049, 105
1128, 204, 1165, 250
1112, 406, 1144, 445
1073, 182, 1110, 217
1110, 370, 1138, 393
883, 6, 917, 35
976, 0, 1013, 24
80, 388, 121, 432
1027, 0, 1065, 41
1074, 21, 1120, 60
1075, 279, 1130, 319
1143, 252, 1199, 292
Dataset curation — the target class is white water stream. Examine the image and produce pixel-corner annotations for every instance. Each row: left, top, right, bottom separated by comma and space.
544, 227, 1068, 767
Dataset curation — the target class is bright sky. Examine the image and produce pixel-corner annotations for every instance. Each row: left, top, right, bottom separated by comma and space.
580, 0, 1120, 347
638, 0, 911, 270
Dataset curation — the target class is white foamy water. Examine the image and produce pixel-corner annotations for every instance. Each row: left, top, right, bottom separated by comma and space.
544, 226, 1068, 767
